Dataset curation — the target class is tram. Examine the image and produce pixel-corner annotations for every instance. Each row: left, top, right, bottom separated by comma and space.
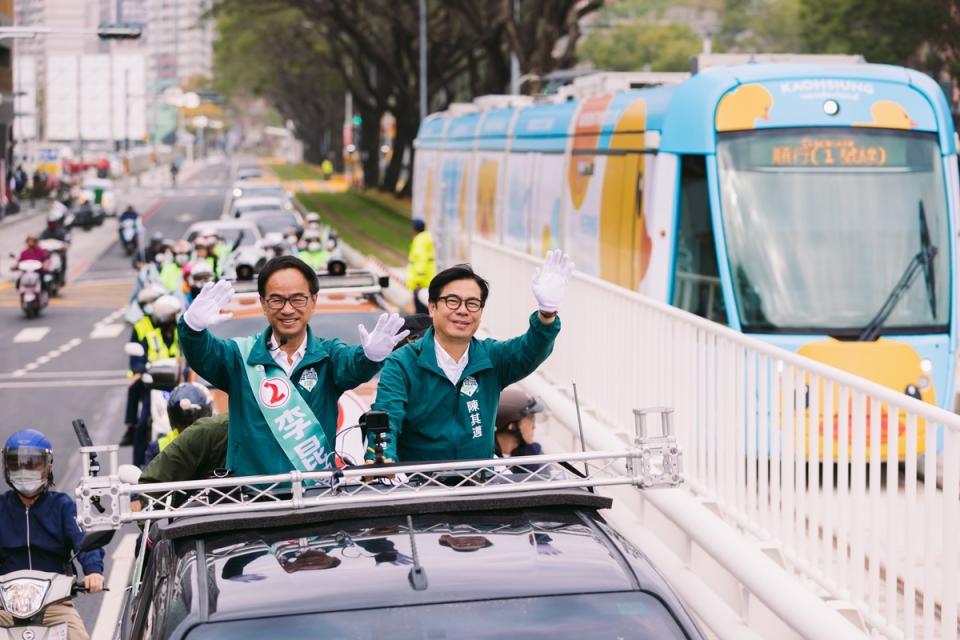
413, 60, 959, 460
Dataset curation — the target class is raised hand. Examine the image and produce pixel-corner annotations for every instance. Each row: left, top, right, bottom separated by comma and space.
358, 312, 410, 362
182, 280, 234, 331
531, 250, 574, 313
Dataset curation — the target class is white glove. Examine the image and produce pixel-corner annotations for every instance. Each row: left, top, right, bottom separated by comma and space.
182, 280, 234, 331
359, 312, 410, 362
531, 249, 574, 313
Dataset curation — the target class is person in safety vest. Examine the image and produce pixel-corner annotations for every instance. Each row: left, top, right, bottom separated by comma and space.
179, 255, 410, 477
131, 295, 183, 466
192, 236, 220, 277
298, 231, 331, 271
159, 242, 185, 295
142, 382, 213, 468
140, 414, 229, 509
121, 285, 167, 447
0, 430, 104, 639
367, 250, 572, 463
407, 219, 435, 314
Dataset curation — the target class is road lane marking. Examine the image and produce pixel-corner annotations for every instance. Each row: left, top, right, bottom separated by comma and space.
91, 532, 137, 640
12, 327, 51, 343
0, 378, 128, 389
90, 323, 126, 339
0, 369, 128, 380
10, 337, 83, 376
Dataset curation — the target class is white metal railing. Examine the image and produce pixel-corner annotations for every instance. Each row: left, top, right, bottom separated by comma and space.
472, 239, 960, 640
75, 440, 681, 531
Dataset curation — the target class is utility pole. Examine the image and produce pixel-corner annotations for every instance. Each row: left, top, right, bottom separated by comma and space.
510, 0, 520, 95
419, 0, 427, 121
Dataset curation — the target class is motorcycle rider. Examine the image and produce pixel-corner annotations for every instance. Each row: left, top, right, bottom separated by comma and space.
185, 260, 214, 306
118, 205, 141, 253
144, 232, 166, 265
0, 430, 104, 639
193, 236, 220, 277
39, 204, 70, 278
119, 204, 139, 223
131, 295, 183, 466
158, 243, 185, 295
142, 382, 214, 468
15, 234, 50, 292
121, 285, 167, 446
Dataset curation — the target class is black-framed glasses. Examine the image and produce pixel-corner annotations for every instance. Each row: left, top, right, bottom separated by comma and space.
437, 294, 483, 312
264, 293, 312, 310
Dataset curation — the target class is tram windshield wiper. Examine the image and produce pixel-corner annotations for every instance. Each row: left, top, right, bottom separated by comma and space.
858, 201, 937, 341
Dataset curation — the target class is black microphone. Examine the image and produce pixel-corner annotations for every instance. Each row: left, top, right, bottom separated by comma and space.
269, 335, 288, 352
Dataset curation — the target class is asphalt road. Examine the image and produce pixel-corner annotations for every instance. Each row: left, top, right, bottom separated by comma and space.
0, 158, 233, 635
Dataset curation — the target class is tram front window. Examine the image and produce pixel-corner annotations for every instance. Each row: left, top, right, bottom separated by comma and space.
717, 128, 950, 336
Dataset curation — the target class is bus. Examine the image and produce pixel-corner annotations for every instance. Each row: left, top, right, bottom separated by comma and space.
413, 62, 959, 460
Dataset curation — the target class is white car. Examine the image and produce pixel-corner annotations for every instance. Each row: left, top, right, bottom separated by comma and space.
235, 166, 263, 181
182, 219, 266, 281
228, 195, 292, 219
81, 177, 117, 216
230, 180, 291, 203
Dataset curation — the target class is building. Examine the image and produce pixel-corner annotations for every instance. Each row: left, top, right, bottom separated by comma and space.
146, 0, 213, 85
0, 0, 14, 205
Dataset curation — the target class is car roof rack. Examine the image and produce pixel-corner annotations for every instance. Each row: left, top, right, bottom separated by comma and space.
75, 408, 682, 532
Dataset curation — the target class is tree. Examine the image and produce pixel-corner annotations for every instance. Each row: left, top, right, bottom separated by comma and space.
213, 5, 344, 164
715, 0, 805, 53
579, 22, 702, 72
798, 0, 960, 90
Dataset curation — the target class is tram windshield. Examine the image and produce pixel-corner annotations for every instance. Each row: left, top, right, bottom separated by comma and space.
717, 128, 951, 336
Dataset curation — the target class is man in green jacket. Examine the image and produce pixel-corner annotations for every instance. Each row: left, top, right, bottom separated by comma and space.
179, 255, 409, 477
140, 413, 229, 486
369, 250, 573, 462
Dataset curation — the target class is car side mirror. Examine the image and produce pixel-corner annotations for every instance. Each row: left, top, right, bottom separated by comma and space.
79, 529, 115, 552
378, 276, 390, 289
124, 342, 145, 357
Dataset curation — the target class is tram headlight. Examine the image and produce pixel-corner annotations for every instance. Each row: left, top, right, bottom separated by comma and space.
823, 99, 840, 116
920, 359, 933, 374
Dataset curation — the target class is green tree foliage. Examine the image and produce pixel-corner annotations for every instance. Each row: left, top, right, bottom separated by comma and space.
213, 6, 345, 164
716, 0, 804, 53
579, 22, 702, 71
799, 0, 956, 78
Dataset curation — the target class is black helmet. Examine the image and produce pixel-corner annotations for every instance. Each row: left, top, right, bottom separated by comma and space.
3, 429, 53, 497
166, 383, 213, 430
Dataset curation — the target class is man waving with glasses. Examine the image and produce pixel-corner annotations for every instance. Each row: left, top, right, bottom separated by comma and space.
179, 255, 409, 477
368, 250, 573, 463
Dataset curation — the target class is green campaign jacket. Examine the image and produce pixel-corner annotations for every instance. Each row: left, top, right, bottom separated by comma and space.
178, 318, 381, 476
371, 312, 560, 462
140, 413, 229, 485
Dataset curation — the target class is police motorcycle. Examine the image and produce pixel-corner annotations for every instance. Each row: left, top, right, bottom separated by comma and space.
11, 259, 47, 319
36, 239, 66, 296
123, 346, 181, 444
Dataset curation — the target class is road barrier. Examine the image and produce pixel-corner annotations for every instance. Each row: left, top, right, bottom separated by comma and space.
473, 239, 960, 639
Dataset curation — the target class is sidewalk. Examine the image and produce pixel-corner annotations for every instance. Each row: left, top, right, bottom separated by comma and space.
0, 159, 206, 283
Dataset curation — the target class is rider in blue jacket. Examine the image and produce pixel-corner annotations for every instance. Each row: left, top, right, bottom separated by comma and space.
0, 430, 104, 638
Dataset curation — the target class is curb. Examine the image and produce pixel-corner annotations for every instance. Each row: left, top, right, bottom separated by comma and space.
0, 204, 45, 230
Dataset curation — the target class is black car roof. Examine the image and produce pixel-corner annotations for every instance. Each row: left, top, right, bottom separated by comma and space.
152, 489, 696, 630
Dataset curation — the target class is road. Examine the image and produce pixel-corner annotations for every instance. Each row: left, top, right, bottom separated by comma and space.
0, 157, 232, 635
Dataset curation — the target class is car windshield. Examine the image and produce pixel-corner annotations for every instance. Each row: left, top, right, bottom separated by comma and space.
185, 592, 686, 640
210, 311, 381, 343
235, 203, 280, 215
249, 213, 300, 235
239, 187, 285, 199
186, 228, 257, 247
716, 128, 950, 335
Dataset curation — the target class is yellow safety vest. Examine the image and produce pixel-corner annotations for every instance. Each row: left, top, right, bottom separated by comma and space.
159, 263, 182, 294
145, 327, 179, 362
133, 316, 154, 342
158, 428, 181, 451
407, 230, 436, 290
298, 249, 330, 271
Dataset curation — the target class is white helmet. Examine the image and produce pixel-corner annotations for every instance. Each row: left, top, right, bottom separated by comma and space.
150, 294, 183, 325
188, 260, 214, 285
262, 232, 285, 249
136, 285, 166, 306
47, 201, 67, 223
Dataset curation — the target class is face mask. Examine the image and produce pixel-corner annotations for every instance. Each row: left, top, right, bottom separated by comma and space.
175, 253, 189, 266
308, 242, 322, 252
9, 470, 44, 496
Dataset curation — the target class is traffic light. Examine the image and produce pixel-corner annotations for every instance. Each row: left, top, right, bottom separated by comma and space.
96, 23, 144, 40
352, 115, 362, 126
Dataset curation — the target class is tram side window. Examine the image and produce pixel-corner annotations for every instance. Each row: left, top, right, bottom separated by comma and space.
671, 155, 728, 324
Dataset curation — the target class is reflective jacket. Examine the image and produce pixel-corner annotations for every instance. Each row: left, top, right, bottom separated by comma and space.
370, 312, 560, 462
178, 321, 381, 476
159, 262, 183, 294
406, 231, 436, 291
298, 249, 330, 271
0, 490, 104, 577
